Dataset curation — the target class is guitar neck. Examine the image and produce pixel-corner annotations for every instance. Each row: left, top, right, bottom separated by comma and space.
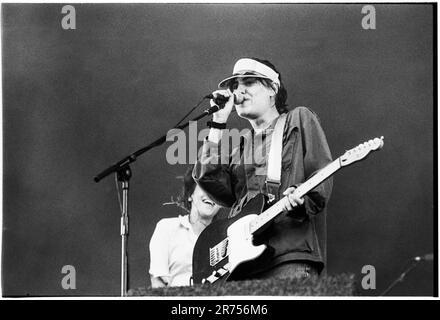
249, 158, 341, 235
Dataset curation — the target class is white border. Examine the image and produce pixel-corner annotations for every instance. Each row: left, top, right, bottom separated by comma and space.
0, 0, 437, 300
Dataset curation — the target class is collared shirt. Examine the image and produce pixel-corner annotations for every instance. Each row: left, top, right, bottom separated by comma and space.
149, 215, 197, 287
193, 106, 333, 274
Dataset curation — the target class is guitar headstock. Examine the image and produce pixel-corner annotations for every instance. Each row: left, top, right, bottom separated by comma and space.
340, 136, 384, 167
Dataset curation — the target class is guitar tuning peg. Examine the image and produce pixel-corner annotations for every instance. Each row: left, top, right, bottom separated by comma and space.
375, 136, 385, 148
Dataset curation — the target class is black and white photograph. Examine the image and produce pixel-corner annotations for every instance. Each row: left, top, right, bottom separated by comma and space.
0, 1, 437, 300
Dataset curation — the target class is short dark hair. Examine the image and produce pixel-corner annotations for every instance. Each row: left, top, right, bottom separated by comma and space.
250, 57, 289, 114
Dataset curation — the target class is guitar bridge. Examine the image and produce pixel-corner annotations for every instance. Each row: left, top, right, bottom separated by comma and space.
202, 263, 231, 284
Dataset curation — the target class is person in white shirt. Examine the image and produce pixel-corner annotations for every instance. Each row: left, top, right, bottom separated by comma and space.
148, 167, 221, 288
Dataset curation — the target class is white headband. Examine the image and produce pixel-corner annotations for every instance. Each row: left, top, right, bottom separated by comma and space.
218, 58, 280, 88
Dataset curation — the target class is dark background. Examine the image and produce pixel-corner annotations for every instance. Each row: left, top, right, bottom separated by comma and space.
2, 3, 435, 296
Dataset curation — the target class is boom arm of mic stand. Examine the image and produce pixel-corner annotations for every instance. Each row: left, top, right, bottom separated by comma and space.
93, 106, 216, 183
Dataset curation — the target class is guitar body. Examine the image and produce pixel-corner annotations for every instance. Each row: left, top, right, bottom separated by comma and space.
192, 193, 268, 284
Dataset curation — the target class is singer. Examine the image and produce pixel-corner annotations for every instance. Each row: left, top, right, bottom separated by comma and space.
193, 57, 333, 280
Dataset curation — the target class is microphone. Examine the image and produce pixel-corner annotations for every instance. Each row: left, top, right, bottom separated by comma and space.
413, 253, 433, 262
205, 93, 244, 105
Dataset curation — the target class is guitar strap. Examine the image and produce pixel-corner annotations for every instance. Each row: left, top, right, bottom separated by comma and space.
265, 113, 287, 203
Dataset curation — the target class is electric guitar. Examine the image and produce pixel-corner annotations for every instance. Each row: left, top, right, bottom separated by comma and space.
192, 136, 384, 285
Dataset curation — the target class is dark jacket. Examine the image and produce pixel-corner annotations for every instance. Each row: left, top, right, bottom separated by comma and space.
193, 106, 333, 274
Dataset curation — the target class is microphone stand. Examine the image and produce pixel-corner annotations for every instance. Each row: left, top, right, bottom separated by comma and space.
379, 257, 425, 296
94, 102, 221, 297
117, 165, 131, 297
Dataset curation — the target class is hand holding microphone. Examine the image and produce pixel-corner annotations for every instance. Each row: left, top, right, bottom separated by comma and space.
205, 90, 244, 123
205, 91, 244, 106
